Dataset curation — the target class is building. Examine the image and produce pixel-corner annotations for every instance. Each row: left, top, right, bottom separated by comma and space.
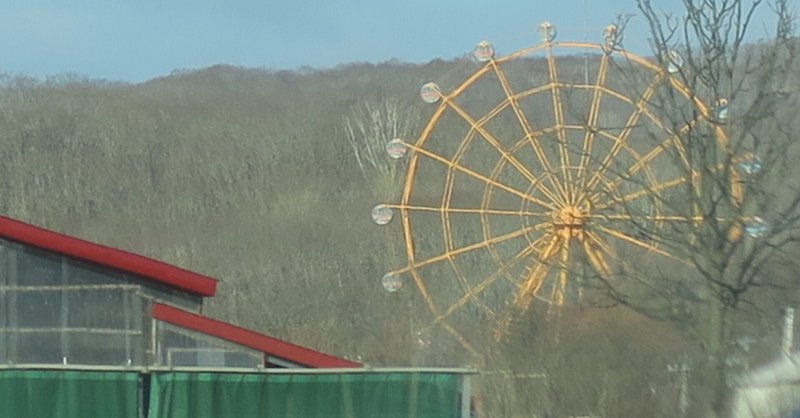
0, 214, 358, 368
0, 215, 473, 417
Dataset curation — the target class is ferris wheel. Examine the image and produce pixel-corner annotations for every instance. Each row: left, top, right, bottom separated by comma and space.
371, 22, 765, 355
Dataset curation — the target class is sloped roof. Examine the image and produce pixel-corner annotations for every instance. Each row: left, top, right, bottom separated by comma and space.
153, 303, 362, 368
0, 215, 217, 296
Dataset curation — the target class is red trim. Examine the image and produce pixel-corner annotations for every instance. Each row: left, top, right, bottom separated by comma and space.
0, 215, 217, 296
153, 303, 361, 368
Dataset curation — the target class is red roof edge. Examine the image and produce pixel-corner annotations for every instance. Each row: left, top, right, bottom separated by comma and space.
0, 215, 217, 297
153, 303, 362, 368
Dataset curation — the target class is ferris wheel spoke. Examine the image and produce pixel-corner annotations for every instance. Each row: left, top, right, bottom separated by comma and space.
489, 60, 569, 205
625, 119, 697, 178
590, 213, 732, 231
583, 74, 664, 194
441, 171, 529, 321
514, 261, 552, 309
479, 141, 555, 225
432, 235, 547, 327
450, 84, 567, 207
440, 322, 481, 358
593, 155, 736, 211
600, 115, 702, 199
550, 235, 572, 306
585, 231, 673, 298
394, 222, 548, 275
390, 203, 550, 218
405, 143, 557, 210
593, 224, 684, 262
585, 230, 615, 258
588, 213, 703, 222
575, 53, 611, 201
448, 258, 500, 320
574, 129, 660, 206
496, 233, 562, 338
591, 157, 741, 214
587, 114, 722, 212
545, 44, 575, 200
582, 233, 612, 277
440, 98, 563, 205
463, 81, 559, 130
593, 175, 690, 211
410, 260, 499, 353
495, 256, 553, 339
479, 154, 552, 295
439, 182, 499, 319
516, 234, 561, 305
408, 268, 441, 329
480, 162, 529, 249
416, 310, 482, 359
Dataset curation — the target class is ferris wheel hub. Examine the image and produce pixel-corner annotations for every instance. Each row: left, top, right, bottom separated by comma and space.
553, 206, 587, 240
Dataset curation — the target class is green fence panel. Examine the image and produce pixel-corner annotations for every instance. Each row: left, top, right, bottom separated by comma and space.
149, 372, 461, 418
0, 370, 139, 418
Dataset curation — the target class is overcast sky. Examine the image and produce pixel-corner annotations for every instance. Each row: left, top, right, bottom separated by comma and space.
0, 0, 782, 83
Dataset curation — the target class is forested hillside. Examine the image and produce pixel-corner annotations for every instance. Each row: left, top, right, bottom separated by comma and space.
1, 48, 799, 416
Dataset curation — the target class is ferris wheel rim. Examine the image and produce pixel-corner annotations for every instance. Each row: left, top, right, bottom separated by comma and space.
380, 35, 742, 354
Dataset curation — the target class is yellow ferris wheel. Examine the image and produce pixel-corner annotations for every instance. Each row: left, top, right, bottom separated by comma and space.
372, 22, 763, 355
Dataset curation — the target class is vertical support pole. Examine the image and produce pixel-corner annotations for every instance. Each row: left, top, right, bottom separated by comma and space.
123, 286, 132, 365
60, 257, 69, 363
131, 288, 142, 366
151, 314, 159, 366
7, 245, 17, 363
0, 243, 6, 363
460, 374, 472, 418
782, 307, 794, 356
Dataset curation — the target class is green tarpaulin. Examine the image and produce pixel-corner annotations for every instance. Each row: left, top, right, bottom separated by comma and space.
148, 372, 461, 418
0, 370, 138, 418
0, 370, 463, 418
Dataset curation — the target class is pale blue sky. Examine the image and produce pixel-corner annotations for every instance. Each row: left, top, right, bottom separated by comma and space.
0, 0, 783, 83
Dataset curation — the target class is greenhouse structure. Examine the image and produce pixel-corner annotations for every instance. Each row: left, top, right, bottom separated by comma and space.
0, 215, 473, 417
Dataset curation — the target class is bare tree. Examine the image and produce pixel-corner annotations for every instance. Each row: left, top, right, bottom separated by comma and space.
343, 96, 421, 200
589, 0, 800, 416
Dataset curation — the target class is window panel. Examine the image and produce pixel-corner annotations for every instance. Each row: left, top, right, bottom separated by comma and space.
15, 331, 62, 364
16, 291, 61, 328
17, 248, 61, 286
156, 322, 263, 368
